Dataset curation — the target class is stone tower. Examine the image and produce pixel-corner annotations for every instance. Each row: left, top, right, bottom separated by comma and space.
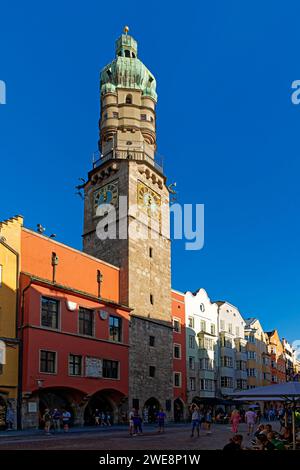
83, 28, 173, 415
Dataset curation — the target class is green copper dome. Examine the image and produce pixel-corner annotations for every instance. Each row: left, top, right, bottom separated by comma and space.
100, 30, 157, 102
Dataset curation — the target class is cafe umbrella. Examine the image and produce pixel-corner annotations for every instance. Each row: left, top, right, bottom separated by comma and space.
230, 382, 300, 450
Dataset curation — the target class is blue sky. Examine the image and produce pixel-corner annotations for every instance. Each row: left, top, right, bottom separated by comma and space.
1, 1, 300, 342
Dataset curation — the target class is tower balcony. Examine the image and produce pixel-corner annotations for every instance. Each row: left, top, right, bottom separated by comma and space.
93, 141, 163, 174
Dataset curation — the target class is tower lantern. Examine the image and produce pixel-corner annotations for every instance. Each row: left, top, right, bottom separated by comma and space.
99, 28, 157, 162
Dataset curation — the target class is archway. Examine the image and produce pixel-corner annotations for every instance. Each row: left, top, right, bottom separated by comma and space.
143, 397, 160, 424
174, 398, 184, 422
84, 389, 126, 425
0, 395, 7, 430
38, 387, 82, 428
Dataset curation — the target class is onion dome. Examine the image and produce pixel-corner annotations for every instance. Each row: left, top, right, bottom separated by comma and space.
100, 27, 157, 102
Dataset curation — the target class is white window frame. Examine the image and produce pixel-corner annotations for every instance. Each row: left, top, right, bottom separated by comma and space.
173, 372, 182, 388
173, 343, 182, 359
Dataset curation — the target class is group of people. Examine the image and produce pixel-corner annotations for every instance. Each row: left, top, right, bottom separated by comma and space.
93, 409, 112, 426
189, 404, 213, 437
224, 423, 294, 451
128, 408, 167, 436
42, 408, 71, 435
230, 408, 258, 435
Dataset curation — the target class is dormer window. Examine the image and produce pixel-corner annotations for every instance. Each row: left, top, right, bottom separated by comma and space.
126, 94, 132, 104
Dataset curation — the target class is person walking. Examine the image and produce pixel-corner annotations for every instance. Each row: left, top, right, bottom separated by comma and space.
5, 405, 15, 431
190, 404, 200, 438
94, 409, 101, 426
230, 409, 241, 434
204, 408, 213, 435
245, 408, 257, 435
133, 410, 143, 435
52, 408, 61, 432
157, 408, 166, 433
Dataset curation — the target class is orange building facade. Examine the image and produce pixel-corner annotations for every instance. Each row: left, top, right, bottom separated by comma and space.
265, 330, 286, 385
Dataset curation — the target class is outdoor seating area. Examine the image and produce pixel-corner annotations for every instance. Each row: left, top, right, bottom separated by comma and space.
231, 381, 300, 450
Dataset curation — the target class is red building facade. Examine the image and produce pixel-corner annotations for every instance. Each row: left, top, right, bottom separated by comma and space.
171, 290, 187, 421
19, 229, 131, 428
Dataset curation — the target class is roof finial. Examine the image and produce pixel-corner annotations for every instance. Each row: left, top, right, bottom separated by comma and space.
124, 25, 129, 35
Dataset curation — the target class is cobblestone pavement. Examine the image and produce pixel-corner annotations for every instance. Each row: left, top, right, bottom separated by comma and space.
0, 422, 280, 450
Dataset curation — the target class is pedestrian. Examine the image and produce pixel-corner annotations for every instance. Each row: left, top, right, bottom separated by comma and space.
100, 411, 106, 426
157, 408, 166, 433
268, 408, 274, 422
133, 410, 143, 435
245, 408, 257, 435
62, 409, 71, 432
129, 408, 135, 436
204, 408, 213, 435
256, 408, 261, 424
5, 405, 15, 431
94, 408, 101, 425
143, 407, 149, 424
230, 409, 241, 434
106, 412, 112, 426
43, 408, 52, 435
52, 408, 61, 432
190, 404, 200, 437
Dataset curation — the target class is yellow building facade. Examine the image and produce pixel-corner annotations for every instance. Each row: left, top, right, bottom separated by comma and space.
0, 216, 22, 429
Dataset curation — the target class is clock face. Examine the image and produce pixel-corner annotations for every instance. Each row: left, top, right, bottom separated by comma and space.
94, 181, 118, 213
137, 182, 161, 218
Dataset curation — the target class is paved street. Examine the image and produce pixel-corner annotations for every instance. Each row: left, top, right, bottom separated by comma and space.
0, 422, 280, 450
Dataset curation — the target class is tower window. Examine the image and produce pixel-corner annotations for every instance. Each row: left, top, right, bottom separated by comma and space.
150, 294, 154, 305
132, 52, 136, 58
125, 94, 132, 104
125, 50, 130, 58
149, 247, 153, 258
149, 336, 155, 347
141, 114, 147, 121
112, 112, 119, 118
149, 366, 156, 378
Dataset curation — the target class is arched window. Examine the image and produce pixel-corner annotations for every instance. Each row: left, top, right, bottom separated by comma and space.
125, 50, 130, 58
126, 94, 132, 104
132, 52, 136, 58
